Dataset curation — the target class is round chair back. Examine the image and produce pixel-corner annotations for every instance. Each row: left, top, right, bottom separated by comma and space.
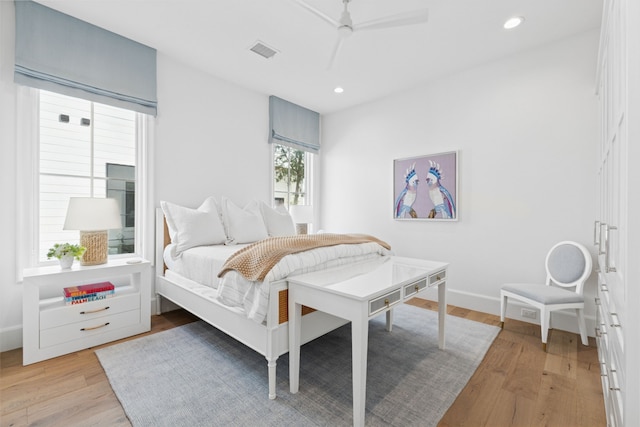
545, 241, 592, 293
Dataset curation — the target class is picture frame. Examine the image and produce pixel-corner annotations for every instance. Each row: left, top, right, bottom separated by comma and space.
393, 150, 458, 221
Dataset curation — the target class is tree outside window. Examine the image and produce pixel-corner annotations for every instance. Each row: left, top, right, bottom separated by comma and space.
273, 144, 309, 207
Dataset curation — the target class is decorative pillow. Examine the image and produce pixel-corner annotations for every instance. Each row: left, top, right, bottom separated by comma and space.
201, 196, 226, 231
220, 197, 268, 244
160, 197, 226, 254
259, 201, 296, 237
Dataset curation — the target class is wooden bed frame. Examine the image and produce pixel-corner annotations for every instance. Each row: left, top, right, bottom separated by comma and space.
154, 208, 348, 399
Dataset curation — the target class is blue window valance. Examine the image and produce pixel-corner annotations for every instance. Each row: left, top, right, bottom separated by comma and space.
269, 96, 320, 153
14, 0, 157, 116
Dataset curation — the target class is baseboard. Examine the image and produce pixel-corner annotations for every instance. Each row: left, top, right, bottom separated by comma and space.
0, 324, 22, 352
0, 296, 162, 353
415, 286, 596, 337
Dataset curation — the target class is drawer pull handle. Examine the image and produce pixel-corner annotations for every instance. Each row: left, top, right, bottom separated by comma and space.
414, 285, 420, 292
610, 313, 621, 327
600, 285, 608, 292
80, 306, 110, 315
609, 387, 621, 391
599, 223, 607, 255
436, 275, 441, 281
384, 298, 390, 307
595, 297, 601, 305
81, 322, 110, 331
605, 225, 617, 273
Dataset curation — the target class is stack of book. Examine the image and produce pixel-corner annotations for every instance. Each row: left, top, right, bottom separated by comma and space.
63, 281, 115, 305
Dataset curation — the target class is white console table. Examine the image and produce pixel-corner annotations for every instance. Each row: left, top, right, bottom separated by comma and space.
288, 256, 448, 427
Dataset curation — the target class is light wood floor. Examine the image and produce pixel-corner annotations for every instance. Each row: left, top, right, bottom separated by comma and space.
1, 301, 605, 426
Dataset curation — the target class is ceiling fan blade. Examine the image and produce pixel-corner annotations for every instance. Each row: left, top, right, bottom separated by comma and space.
327, 36, 345, 70
291, 0, 340, 29
354, 9, 428, 32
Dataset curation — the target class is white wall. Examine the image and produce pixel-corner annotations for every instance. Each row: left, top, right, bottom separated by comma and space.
154, 55, 271, 208
320, 31, 600, 331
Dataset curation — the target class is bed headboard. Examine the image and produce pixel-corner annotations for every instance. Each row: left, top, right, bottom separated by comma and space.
155, 207, 170, 277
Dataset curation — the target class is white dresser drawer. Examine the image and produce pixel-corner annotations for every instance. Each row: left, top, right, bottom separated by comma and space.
595, 299, 609, 353
40, 293, 140, 330
369, 288, 402, 316
40, 308, 141, 348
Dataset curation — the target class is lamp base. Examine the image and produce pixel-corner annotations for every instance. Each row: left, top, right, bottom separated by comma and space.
80, 230, 109, 266
295, 223, 308, 235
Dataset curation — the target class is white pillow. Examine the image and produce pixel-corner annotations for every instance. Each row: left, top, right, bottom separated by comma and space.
220, 197, 268, 244
259, 201, 296, 237
160, 197, 226, 254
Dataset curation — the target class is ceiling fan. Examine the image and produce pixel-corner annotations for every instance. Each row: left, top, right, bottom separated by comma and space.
292, 0, 429, 69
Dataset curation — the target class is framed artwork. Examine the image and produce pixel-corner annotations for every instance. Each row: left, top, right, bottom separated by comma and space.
393, 150, 458, 221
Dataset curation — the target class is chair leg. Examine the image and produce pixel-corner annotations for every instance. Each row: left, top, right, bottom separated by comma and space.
576, 308, 588, 346
500, 293, 507, 329
541, 309, 551, 352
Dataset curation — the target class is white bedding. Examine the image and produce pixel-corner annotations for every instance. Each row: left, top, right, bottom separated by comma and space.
164, 241, 392, 324
163, 243, 249, 288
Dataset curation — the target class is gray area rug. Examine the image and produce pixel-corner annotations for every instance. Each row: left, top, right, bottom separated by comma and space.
96, 304, 499, 426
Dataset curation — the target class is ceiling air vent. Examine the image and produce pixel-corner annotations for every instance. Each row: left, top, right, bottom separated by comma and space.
249, 41, 278, 59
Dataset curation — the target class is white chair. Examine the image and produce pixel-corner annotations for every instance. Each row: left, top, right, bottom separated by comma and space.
500, 241, 592, 352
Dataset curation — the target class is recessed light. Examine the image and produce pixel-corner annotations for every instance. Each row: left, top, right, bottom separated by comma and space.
334, 86, 344, 94
503, 16, 524, 30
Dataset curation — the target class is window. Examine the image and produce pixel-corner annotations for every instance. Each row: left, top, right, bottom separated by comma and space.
273, 143, 313, 209
38, 90, 139, 262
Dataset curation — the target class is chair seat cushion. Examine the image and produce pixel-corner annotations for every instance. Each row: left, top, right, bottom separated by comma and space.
502, 283, 584, 305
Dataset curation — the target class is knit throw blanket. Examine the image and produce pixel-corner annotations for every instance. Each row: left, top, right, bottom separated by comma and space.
218, 234, 391, 282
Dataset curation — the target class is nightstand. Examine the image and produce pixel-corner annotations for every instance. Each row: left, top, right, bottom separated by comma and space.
22, 258, 151, 365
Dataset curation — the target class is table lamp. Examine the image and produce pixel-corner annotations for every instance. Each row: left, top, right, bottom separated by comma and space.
289, 205, 313, 235
63, 197, 122, 265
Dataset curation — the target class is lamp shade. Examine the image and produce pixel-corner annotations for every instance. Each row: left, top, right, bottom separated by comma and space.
63, 197, 122, 231
289, 205, 313, 224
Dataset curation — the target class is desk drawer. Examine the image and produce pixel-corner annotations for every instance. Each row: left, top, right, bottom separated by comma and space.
404, 278, 427, 298
429, 269, 446, 285
369, 288, 401, 316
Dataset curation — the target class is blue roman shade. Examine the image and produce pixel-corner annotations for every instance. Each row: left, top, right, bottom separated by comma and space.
14, 0, 157, 116
269, 96, 320, 153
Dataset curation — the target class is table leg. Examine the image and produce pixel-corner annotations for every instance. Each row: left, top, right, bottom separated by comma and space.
385, 308, 393, 332
438, 281, 446, 349
351, 317, 368, 427
289, 300, 302, 394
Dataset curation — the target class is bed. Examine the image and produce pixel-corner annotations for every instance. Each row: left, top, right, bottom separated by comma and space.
154, 197, 392, 399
